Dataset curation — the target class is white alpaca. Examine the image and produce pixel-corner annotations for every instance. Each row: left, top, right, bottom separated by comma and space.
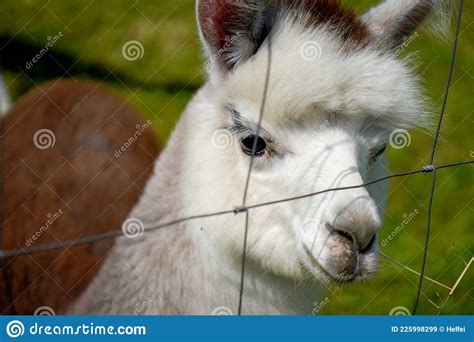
71, 0, 447, 315
0, 73, 11, 115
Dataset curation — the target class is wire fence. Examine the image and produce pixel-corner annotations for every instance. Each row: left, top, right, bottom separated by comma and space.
0, 0, 471, 316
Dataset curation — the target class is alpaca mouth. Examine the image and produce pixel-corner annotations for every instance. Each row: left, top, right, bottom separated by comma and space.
302, 236, 377, 284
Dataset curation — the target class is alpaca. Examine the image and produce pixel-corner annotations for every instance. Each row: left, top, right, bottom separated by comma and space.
1, 80, 159, 314
71, 0, 447, 315
0, 73, 11, 115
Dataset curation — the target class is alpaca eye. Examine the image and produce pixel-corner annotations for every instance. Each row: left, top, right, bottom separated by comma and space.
371, 145, 387, 161
240, 135, 267, 156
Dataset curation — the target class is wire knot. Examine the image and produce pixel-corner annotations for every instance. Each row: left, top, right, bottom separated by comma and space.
422, 165, 436, 174
233, 205, 248, 214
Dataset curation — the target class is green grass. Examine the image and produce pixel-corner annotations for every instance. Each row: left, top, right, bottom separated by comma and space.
1, 0, 473, 315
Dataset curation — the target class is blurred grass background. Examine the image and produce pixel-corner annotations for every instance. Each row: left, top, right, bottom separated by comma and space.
1, 0, 472, 314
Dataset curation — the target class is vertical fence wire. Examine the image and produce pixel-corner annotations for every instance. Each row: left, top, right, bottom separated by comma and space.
412, 0, 464, 315
237, 30, 273, 316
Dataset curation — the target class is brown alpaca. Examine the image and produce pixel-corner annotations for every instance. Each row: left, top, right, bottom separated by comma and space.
1, 79, 159, 314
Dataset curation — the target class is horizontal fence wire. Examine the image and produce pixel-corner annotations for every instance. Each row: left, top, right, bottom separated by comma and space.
0, 0, 470, 317
0, 160, 472, 260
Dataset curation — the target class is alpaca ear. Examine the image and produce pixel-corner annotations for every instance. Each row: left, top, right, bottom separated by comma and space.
196, 0, 270, 73
361, 0, 449, 50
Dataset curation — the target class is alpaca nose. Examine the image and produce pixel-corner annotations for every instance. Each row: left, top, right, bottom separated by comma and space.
330, 198, 381, 251
328, 225, 376, 253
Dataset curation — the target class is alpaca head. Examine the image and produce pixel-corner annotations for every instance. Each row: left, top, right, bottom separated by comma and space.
185, 0, 443, 285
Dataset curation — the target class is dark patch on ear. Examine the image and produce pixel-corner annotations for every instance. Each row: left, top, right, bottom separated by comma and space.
249, 4, 277, 56
361, 0, 442, 51
198, 0, 269, 70
198, 0, 371, 71
276, 0, 371, 45
389, 2, 433, 49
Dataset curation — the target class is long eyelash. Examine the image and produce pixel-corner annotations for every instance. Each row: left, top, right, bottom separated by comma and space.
225, 105, 273, 142
227, 122, 252, 137
369, 145, 387, 162
374, 145, 386, 158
